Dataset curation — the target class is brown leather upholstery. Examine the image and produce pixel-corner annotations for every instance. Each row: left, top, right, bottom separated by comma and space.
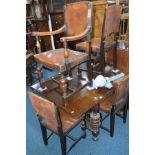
107, 49, 129, 74
76, 5, 121, 62
113, 75, 129, 101
34, 48, 88, 72
28, 92, 83, 134
76, 38, 116, 54
76, 38, 100, 53
103, 5, 121, 37
100, 75, 129, 112
116, 50, 129, 74
65, 2, 89, 36
100, 94, 115, 112
32, 1, 92, 75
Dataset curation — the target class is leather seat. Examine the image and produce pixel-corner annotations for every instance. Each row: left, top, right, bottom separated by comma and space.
76, 38, 100, 54
34, 48, 88, 72
76, 38, 116, 55
100, 94, 115, 113
41, 108, 83, 134
31, 1, 93, 90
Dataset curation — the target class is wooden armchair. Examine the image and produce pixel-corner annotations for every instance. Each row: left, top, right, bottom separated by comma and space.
31, 2, 94, 101
100, 75, 129, 137
76, 5, 122, 76
28, 92, 86, 155
32, 1, 92, 82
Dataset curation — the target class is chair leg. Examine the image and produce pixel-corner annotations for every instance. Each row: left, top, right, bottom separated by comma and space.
123, 103, 128, 123
87, 51, 93, 85
59, 135, 67, 155
55, 106, 67, 155
77, 65, 82, 78
110, 106, 115, 137
40, 123, 48, 145
81, 120, 86, 139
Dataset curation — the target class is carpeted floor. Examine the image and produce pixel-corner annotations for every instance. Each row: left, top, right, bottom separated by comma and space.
26, 68, 129, 155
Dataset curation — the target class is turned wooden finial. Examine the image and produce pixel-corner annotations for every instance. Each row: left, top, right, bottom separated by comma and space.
63, 41, 69, 58
36, 40, 41, 49
36, 36, 41, 53
60, 77, 67, 95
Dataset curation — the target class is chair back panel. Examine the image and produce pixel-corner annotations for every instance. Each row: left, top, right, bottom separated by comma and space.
113, 75, 129, 102
64, 2, 91, 36
103, 5, 121, 37
28, 92, 57, 127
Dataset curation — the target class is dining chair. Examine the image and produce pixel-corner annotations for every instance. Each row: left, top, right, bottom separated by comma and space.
76, 5, 122, 76
99, 75, 129, 137
31, 1, 93, 88
28, 92, 86, 155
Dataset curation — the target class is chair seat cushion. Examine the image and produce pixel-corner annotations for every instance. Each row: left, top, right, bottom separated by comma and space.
100, 94, 115, 113
100, 94, 127, 113
76, 38, 100, 53
34, 48, 88, 72
41, 109, 84, 134
76, 38, 116, 54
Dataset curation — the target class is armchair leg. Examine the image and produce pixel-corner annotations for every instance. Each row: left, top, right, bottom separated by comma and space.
110, 106, 115, 137
123, 103, 128, 123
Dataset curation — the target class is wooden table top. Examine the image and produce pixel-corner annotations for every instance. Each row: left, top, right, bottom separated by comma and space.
31, 76, 115, 119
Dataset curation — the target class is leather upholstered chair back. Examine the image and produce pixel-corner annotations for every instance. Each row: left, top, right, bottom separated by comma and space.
103, 5, 122, 38
113, 75, 129, 104
64, 1, 92, 36
28, 92, 58, 128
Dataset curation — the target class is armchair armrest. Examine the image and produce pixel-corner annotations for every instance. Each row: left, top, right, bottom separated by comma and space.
60, 26, 91, 42
31, 25, 66, 37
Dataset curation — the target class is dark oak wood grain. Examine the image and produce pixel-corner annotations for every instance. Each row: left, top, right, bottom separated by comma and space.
32, 76, 115, 119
